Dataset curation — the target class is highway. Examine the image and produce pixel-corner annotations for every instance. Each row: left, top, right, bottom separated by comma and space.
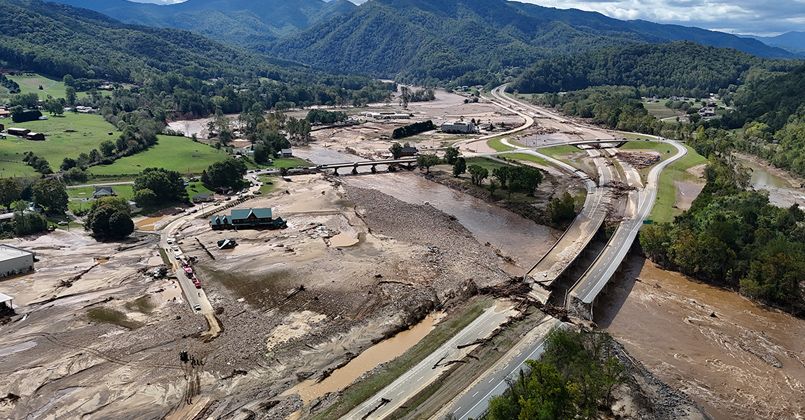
439, 315, 561, 420
569, 139, 687, 305
342, 303, 518, 419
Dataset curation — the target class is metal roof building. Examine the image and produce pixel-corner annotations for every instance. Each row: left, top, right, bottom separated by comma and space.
0, 244, 35, 278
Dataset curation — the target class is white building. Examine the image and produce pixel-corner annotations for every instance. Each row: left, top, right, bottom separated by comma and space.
441, 121, 478, 134
0, 244, 34, 278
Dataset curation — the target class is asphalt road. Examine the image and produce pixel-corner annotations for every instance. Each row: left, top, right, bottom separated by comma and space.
570, 140, 687, 305
343, 303, 518, 419
440, 315, 561, 420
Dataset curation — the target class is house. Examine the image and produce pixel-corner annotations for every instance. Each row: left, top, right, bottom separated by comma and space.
698, 107, 716, 118
280, 148, 294, 158
192, 193, 213, 203
7, 127, 30, 137
26, 132, 45, 141
0, 108, 10, 118
399, 145, 419, 157
441, 121, 478, 134
210, 208, 287, 230
0, 244, 35, 278
93, 186, 116, 199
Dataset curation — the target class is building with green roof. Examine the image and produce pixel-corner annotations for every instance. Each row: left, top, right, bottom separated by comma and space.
210, 208, 286, 230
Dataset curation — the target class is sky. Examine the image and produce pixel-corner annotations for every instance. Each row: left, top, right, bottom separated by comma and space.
131, 0, 805, 36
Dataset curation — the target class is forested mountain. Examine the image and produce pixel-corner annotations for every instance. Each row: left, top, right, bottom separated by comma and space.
48, 0, 355, 46
510, 42, 764, 95
271, 0, 793, 83
0, 0, 286, 81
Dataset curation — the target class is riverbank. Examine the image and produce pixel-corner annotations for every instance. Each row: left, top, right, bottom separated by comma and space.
735, 152, 805, 208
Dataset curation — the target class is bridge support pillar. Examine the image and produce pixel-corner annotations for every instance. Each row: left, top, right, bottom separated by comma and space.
389, 164, 397, 172
333, 168, 339, 176
352, 165, 359, 175
371, 164, 377, 173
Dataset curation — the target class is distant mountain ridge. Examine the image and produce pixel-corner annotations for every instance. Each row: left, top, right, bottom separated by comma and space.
745, 31, 805, 54
270, 0, 793, 83
49, 0, 356, 45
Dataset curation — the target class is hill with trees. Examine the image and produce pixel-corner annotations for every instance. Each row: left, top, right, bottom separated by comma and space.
0, 0, 279, 82
48, 0, 356, 47
510, 42, 770, 96
270, 0, 792, 84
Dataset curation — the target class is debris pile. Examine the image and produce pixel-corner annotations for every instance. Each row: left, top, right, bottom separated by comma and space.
618, 151, 660, 169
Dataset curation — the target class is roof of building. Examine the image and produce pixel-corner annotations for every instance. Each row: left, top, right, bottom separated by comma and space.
281, 148, 293, 154
230, 208, 273, 220
94, 186, 115, 195
0, 292, 11, 304
0, 244, 33, 261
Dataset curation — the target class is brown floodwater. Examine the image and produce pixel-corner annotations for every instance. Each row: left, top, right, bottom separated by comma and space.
598, 257, 805, 420
345, 173, 559, 272
285, 312, 443, 403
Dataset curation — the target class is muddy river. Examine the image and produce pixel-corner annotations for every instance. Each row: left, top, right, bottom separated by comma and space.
598, 257, 805, 420
736, 155, 805, 208
345, 174, 559, 273
299, 146, 560, 273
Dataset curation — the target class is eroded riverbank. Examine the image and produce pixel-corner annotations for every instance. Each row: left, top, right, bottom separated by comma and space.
599, 256, 805, 419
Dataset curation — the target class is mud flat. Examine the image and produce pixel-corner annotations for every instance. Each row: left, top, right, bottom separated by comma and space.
598, 256, 805, 420
344, 172, 560, 274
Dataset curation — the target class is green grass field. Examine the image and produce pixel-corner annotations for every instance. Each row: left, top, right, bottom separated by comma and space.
487, 137, 515, 152
503, 152, 550, 166
464, 157, 511, 172
538, 144, 579, 158
649, 144, 707, 223
89, 135, 228, 177
7, 73, 80, 100
0, 113, 121, 177
641, 100, 682, 119
621, 141, 676, 161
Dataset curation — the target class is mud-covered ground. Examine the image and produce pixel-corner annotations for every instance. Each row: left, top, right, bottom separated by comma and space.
598, 256, 805, 420
0, 173, 520, 419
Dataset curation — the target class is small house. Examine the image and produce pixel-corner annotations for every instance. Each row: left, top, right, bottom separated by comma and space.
7, 127, 30, 137
93, 186, 116, 199
192, 193, 213, 203
0, 108, 10, 118
280, 148, 293, 158
26, 132, 45, 141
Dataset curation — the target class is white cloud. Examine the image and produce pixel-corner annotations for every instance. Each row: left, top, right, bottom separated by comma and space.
515, 0, 805, 35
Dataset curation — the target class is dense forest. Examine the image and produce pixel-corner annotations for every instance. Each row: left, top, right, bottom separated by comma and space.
488, 329, 625, 419
641, 157, 804, 315
49, 0, 356, 47
510, 42, 768, 96
271, 0, 790, 85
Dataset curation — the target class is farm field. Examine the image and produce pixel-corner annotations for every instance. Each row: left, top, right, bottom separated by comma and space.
0, 113, 120, 177
88, 135, 228, 177
641, 100, 682, 119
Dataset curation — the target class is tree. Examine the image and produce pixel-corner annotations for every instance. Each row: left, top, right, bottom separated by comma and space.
65, 86, 77, 106
444, 146, 460, 165
452, 157, 466, 177
32, 178, 68, 214
63, 167, 88, 184
62, 74, 75, 87
547, 192, 577, 226
201, 159, 247, 192
133, 168, 187, 205
99, 140, 116, 157
10, 93, 38, 109
416, 154, 440, 173
389, 142, 404, 159
0, 178, 22, 208
85, 197, 134, 240
468, 165, 489, 185
60, 157, 77, 171
133, 188, 158, 208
